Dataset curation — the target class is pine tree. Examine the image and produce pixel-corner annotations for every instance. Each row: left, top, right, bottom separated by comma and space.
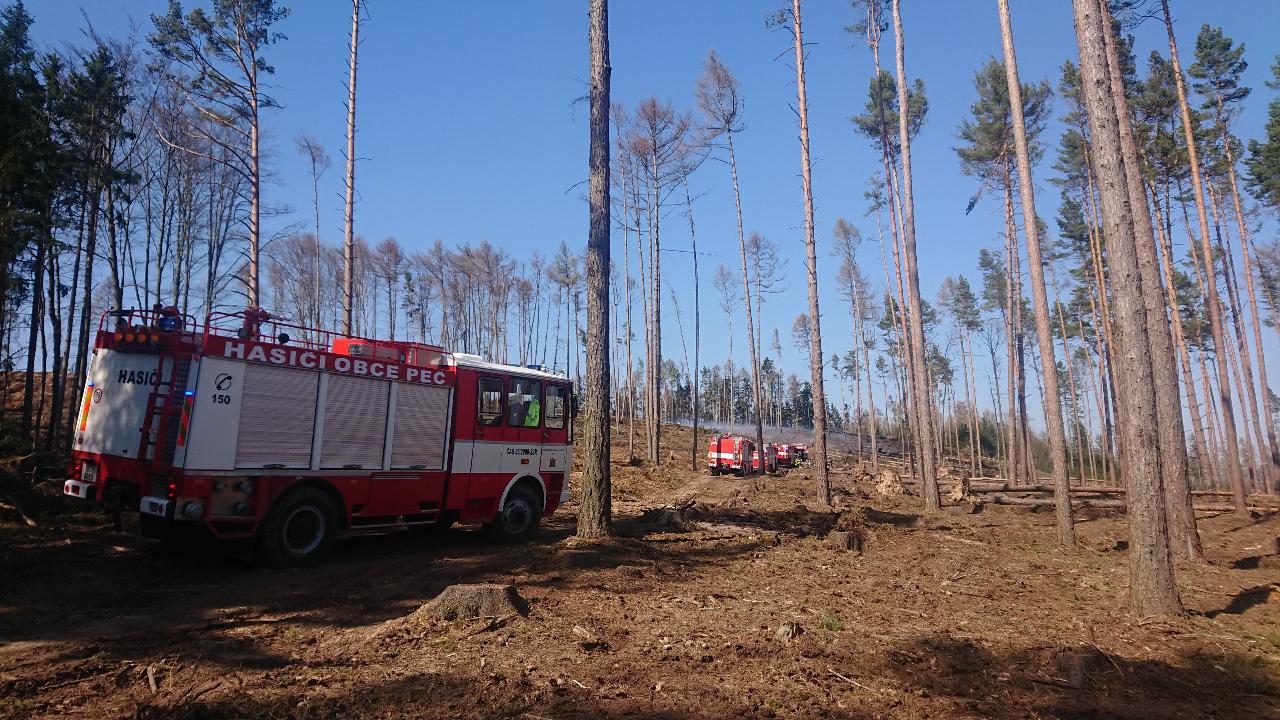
1245, 55, 1280, 215
955, 57, 1050, 489
148, 0, 290, 309
1190, 24, 1279, 492
697, 51, 766, 476
578, 0, 611, 538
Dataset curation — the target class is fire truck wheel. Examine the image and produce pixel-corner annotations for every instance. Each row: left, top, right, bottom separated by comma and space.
485, 485, 543, 542
257, 488, 338, 568
709, 467, 721, 476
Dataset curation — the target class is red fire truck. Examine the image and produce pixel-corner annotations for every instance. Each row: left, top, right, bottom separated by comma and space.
751, 443, 779, 474
776, 444, 795, 468
63, 307, 574, 567
707, 434, 754, 476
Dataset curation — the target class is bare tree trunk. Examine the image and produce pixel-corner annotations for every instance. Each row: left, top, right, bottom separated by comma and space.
21, 220, 47, 441
1160, 0, 1246, 514
1217, 101, 1280, 491
1098, 1, 1198, 559
1154, 186, 1216, 527
683, 181, 703, 472
888, 0, 938, 510
1049, 267, 1087, 485
995, 0, 1075, 539
964, 332, 980, 478
1207, 183, 1267, 491
578, 0, 612, 538
1002, 183, 1022, 485
1072, 0, 1181, 616
725, 132, 766, 476
342, 0, 361, 335
790, 0, 830, 504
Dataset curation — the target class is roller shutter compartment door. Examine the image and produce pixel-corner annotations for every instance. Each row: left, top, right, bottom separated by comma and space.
320, 375, 390, 469
235, 365, 319, 468
390, 383, 452, 470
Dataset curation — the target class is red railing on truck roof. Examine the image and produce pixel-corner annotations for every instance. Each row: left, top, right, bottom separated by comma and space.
202, 309, 454, 367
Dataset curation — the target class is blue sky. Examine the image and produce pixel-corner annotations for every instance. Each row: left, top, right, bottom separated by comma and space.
28, 0, 1280, 416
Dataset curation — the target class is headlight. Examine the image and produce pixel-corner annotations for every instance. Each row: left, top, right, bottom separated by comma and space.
182, 500, 205, 520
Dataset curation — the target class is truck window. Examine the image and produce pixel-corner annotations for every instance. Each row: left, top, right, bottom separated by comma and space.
545, 385, 567, 429
477, 377, 504, 426
507, 378, 542, 428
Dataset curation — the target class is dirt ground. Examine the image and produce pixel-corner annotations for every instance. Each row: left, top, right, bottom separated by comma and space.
2, 423, 1278, 719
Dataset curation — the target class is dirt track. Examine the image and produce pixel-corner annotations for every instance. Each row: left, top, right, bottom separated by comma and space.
2, 425, 1279, 719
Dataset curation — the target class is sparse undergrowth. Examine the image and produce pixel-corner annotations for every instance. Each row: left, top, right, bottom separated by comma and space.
0, 423, 1277, 719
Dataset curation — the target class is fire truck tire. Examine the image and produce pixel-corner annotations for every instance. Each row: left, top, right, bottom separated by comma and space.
709, 467, 721, 476
256, 488, 338, 568
484, 484, 542, 542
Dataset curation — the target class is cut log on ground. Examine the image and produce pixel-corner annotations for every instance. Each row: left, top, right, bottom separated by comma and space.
982, 494, 1272, 514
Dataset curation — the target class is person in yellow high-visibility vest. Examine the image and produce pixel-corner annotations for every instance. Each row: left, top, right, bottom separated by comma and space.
523, 394, 541, 427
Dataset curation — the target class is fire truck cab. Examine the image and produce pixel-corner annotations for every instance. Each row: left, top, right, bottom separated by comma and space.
63, 308, 574, 567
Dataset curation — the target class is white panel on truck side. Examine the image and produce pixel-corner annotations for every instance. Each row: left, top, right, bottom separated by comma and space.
235, 364, 319, 469
319, 374, 389, 469
74, 349, 168, 460
390, 382, 452, 470
182, 357, 243, 470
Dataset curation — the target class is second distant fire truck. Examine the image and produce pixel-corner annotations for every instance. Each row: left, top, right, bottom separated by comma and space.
63, 307, 575, 566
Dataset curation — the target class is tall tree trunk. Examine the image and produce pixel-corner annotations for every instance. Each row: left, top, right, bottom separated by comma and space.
342, 0, 361, 335
682, 181, 703, 472
21, 225, 47, 440
1072, 0, 1181, 616
578, 0, 612, 538
45, 248, 64, 450
1216, 98, 1280, 490
1207, 182, 1268, 491
726, 132, 766, 476
647, 150, 663, 465
1153, 185, 1216, 526
889, 0, 938, 510
1098, 1, 1199, 559
790, 0, 830, 503
996, 0, 1074, 539
1160, 0, 1247, 514
1002, 173, 1024, 486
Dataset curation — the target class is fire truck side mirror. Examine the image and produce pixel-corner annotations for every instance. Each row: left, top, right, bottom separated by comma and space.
570, 391, 579, 419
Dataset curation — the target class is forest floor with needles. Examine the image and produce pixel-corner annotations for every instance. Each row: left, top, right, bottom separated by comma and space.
1, 423, 1278, 719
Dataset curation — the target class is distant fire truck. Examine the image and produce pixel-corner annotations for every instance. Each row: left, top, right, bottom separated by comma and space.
776, 444, 796, 468
63, 307, 574, 566
751, 443, 778, 474
707, 434, 754, 476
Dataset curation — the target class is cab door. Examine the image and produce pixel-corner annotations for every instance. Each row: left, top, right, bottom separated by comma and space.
472, 376, 507, 475
537, 381, 568, 481
505, 376, 544, 475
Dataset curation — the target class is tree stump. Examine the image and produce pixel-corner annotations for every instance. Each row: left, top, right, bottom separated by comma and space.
875, 469, 904, 497
419, 584, 528, 621
775, 622, 803, 642
827, 530, 863, 553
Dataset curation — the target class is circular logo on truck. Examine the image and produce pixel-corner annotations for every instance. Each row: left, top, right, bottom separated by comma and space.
92, 388, 104, 404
